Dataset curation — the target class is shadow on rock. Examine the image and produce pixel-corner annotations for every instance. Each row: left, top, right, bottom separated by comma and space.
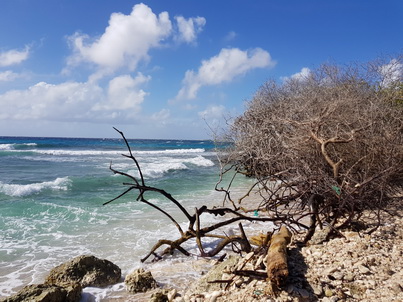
285, 246, 318, 301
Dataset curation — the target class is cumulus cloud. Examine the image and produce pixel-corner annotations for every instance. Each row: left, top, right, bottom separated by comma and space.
174, 16, 206, 44
175, 47, 275, 101
67, 3, 172, 73
0, 81, 100, 120
0, 70, 20, 82
379, 59, 403, 88
0, 46, 30, 67
0, 74, 149, 122
93, 73, 150, 112
282, 67, 311, 82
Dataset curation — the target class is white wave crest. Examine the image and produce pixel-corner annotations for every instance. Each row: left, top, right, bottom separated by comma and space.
184, 155, 215, 167
0, 144, 14, 150
114, 156, 214, 179
31, 148, 205, 156
0, 177, 71, 197
0, 143, 37, 150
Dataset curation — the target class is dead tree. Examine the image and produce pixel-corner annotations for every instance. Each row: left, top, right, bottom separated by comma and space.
104, 128, 285, 262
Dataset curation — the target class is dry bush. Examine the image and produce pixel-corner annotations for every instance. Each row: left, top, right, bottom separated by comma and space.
220, 56, 403, 239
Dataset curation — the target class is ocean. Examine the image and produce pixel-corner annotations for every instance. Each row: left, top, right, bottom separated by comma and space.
0, 135, 259, 300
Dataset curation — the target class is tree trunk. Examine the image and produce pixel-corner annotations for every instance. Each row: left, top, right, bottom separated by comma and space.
266, 226, 292, 287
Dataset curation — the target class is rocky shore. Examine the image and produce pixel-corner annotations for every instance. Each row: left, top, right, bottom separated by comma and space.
128, 209, 403, 302
2, 209, 402, 302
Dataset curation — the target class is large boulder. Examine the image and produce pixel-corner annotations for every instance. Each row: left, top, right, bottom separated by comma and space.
124, 268, 158, 293
1, 283, 81, 302
45, 255, 121, 288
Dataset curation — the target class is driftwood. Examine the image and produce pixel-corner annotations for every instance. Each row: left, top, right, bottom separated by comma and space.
105, 128, 284, 262
266, 226, 292, 287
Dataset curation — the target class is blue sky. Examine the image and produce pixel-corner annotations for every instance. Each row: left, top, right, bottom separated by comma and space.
0, 0, 402, 139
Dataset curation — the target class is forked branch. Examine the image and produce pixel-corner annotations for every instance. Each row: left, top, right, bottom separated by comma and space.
104, 128, 287, 262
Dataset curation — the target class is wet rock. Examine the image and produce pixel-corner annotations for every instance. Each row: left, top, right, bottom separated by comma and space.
2, 283, 81, 302
149, 290, 168, 302
125, 268, 158, 293
45, 255, 121, 288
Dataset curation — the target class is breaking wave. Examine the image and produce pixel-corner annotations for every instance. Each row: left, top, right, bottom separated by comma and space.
0, 177, 71, 197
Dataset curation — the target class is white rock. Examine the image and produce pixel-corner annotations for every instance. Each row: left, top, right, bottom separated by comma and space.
358, 264, 371, 274
168, 288, 177, 301
208, 290, 222, 302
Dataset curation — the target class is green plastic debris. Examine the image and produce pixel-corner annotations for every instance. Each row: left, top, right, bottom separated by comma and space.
332, 185, 341, 195
254, 210, 259, 217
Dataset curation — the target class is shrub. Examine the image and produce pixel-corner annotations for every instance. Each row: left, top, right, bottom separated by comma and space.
220, 56, 403, 238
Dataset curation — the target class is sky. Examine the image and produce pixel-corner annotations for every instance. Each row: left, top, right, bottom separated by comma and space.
0, 0, 402, 139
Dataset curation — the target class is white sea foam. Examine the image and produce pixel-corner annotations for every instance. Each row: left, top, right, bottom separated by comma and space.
0, 143, 37, 150
0, 144, 14, 150
0, 190, 269, 300
112, 155, 214, 179
31, 148, 206, 156
184, 155, 215, 167
0, 177, 71, 197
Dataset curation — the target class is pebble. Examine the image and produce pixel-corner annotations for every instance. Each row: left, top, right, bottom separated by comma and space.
357, 264, 371, 274
344, 273, 355, 282
312, 284, 323, 296
297, 288, 310, 298
332, 271, 344, 280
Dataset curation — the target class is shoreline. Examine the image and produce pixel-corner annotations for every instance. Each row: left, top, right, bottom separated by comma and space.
2, 176, 402, 302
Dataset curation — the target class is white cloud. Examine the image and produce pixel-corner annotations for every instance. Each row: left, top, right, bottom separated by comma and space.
198, 105, 226, 119
282, 67, 311, 82
151, 108, 170, 121
379, 59, 403, 88
291, 67, 311, 81
0, 81, 102, 120
174, 16, 206, 44
0, 46, 30, 67
0, 70, 20, 82
175, 47, 275, 101
93, 73, 150, 111
67, 3, 172, 73
0, 75, 149, 122
224, 31, 237, 42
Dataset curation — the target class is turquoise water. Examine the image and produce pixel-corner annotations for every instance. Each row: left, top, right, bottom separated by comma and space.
0, 136, 247, 298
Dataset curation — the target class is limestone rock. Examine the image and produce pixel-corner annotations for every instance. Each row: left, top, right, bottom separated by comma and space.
125, 268, 158, 293
308, 225, 332, 245
185, 255, 240, 295
45, 255, 121, 288
2, 283, 81, 302
149, 290, 168, 302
